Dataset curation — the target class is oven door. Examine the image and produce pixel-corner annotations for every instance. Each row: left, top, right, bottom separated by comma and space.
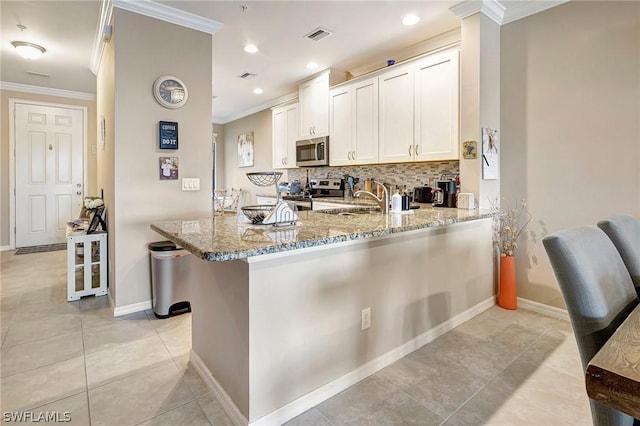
296, 137, 328, 167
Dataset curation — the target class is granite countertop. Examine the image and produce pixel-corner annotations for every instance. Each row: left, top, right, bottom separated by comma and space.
150, 206, 495, 262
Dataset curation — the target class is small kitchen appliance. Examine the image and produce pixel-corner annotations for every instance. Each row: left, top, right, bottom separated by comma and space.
433, 180, 457, 208
413, 186, 433, 203
295, 136, 329, 167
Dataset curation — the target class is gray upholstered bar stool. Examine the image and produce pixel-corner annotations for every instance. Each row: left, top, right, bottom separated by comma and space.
543, 226, 639, 426
597, 215, 640, 296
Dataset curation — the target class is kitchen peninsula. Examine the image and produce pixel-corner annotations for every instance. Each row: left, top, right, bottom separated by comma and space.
151, 207, 495, 425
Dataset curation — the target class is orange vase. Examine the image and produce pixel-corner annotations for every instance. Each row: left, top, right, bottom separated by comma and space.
498, 255, 517, 310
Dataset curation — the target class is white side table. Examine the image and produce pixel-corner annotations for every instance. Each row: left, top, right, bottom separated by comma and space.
66, 227, 108, 301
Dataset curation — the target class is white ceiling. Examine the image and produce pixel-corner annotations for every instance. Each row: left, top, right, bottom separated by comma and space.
0, 1, 565, 124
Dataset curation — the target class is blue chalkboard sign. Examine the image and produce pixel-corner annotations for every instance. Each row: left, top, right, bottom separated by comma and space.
159, 121, 178, 150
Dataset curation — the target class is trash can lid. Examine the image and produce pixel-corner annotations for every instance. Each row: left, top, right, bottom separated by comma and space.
148, 241, 180, 251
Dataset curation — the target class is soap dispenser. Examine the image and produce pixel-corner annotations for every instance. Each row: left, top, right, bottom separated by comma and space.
391, 188, 402, 213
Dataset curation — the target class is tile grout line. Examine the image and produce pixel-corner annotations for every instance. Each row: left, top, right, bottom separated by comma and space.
437, 323, 555, 425
80, 299, 93, 425
374, 374, 445, 423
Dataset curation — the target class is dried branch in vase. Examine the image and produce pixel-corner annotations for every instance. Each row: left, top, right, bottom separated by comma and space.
491, 198, 532, 257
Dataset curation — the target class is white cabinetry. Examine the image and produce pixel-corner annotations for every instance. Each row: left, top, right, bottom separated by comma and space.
414, 49, 459, 161
299, 72, 329, 138
379, 48, 459, 163
329, 77, 378, 166
378, 63, 415, 163
299, 69, 346, 138
272, 103, 299, 169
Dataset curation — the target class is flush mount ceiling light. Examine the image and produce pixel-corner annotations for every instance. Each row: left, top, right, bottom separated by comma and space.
306, 62, 318, 70
253, 88, 263, 94
11, 41, 46, 60
244, 44, 258, 53
402, 13, 420, 26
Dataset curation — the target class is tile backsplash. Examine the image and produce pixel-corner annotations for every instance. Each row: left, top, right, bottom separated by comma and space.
287, 161, 459, 190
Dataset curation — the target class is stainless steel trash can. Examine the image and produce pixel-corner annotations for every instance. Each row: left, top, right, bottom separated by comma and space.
149, 241, 192, 319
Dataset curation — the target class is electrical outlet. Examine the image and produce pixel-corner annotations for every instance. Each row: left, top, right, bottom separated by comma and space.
361, 307, 371, 330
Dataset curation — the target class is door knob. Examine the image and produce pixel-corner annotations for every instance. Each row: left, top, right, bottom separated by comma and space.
76, 191, 82, 195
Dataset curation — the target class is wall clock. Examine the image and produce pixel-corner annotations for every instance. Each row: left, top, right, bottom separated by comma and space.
153, 75, 188, 109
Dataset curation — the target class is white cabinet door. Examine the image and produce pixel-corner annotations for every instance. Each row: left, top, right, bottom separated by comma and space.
272, 103, 299, 169
414, 49, 459, 161
299, 72, 329, 138
285, 104, 299, 168
379, 64, 414, 163
329, 86, 352, 166
352, 77, 378, 165
272, 107, 286, 169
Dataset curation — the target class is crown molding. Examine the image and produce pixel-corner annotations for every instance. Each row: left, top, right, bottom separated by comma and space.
215, 91, 299, 125
112, 0, 223, 35
0, 81, 97, 101
90, 0, 114, 75
450, 0, 505, 25
450, 0, 568, 25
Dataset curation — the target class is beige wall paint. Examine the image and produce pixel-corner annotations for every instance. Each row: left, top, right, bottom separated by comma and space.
106, 9, 212, 309
0, 90, 97, 247
221, 109, 278, 204
501, 1, 640, 308
96, 18, 116, 301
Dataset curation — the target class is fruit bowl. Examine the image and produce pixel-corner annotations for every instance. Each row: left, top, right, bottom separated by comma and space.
240, 205, 274, 224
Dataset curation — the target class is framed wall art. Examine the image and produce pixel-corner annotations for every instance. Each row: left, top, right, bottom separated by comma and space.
159, 121, 178, 149
237, 131, 254, 168
159, 157, 178, 180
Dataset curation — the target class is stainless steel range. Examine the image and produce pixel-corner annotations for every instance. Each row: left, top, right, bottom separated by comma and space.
282, 178, 344, 210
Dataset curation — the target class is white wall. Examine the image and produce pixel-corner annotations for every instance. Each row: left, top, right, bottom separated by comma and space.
501, 1, 640, 308
103, 9, 213, 309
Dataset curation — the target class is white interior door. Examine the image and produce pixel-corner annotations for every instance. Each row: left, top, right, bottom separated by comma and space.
15, 103, 84, 247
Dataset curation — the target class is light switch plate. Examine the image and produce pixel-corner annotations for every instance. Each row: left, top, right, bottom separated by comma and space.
181, 178, 200, 191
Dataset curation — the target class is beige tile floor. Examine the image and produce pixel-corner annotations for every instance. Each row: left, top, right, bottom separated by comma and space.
0, 250, 592, 425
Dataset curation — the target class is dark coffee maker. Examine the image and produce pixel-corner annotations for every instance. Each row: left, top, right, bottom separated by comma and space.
433, 180, 457, 207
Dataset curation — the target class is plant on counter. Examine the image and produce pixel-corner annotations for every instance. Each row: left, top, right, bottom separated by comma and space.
491, 198, 532, 257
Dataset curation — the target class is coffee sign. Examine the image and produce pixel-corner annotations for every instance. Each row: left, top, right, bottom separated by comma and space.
159, 121, 178, 150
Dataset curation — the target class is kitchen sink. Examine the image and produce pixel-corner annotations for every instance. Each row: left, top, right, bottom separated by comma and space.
320, 208, 381, 216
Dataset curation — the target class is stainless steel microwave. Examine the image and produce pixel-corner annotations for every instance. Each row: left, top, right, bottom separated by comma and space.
296, 137, 329, 167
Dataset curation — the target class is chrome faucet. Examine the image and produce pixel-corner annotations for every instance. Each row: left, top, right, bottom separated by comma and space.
354, 181, 389, 214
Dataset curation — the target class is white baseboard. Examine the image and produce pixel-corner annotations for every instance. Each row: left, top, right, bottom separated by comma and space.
191, 296, 495, 426
0, 245, 11, 252
190, 351, 248, 426
112, 300, 151, 317
518, 297, 569, 321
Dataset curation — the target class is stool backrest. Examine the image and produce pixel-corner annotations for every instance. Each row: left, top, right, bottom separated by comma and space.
543, 226, 638, 426
597, 215, 640, 295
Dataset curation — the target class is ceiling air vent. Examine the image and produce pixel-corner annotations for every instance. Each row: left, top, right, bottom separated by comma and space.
304, 27, 333, 42
239, 72, 255, 79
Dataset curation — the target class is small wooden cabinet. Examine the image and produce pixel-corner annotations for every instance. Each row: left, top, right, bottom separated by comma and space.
329, 77, 378, 166
66, 229, 107, 301
272, 102, 299, 169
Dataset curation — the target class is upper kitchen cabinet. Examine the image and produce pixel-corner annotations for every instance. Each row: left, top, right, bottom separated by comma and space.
299, 69, 346, 138
272, 102, 299, 169
329, 77, 378, 166
378, 63, 415, 163
414, 49, 459, 161
379, 48, 460, 163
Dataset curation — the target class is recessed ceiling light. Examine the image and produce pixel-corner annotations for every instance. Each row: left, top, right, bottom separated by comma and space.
244, 44, 258, 53
306, 62, 318, 70
11, 41, 46, 60
253, 88, 263, 94
402, 14, 420, 26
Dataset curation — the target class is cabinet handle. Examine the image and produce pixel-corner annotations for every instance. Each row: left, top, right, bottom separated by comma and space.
408, 145, 413, 156
415, 145, 419, 155
352, 151, 356, 160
